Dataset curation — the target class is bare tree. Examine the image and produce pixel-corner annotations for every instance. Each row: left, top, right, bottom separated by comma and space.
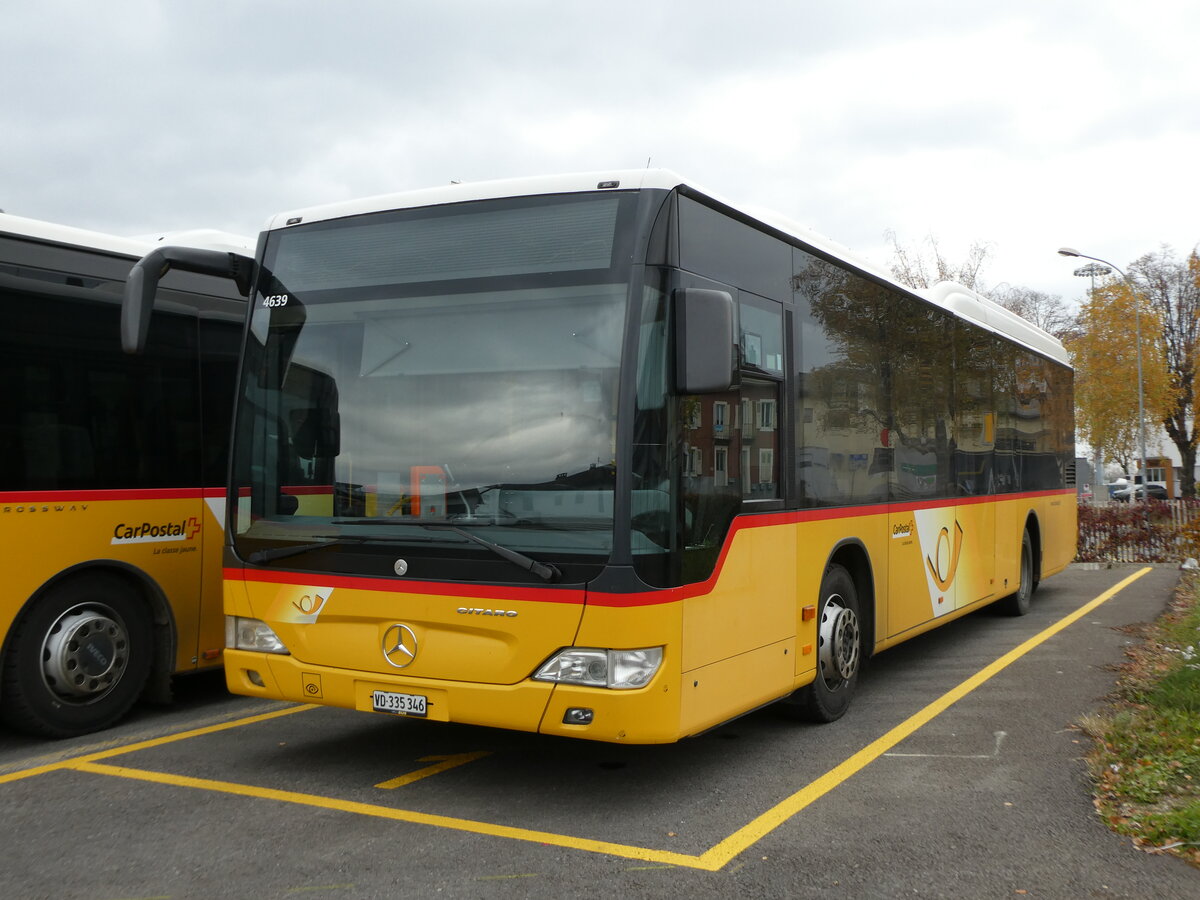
1130, 245, 1200, 497
884, 231, 1074, 339
988, 285, 1075, 339
885, 230, 993, 291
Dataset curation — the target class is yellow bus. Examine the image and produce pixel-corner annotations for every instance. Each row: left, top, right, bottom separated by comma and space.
0, 213, 250, 737
124, 170, 1076, 743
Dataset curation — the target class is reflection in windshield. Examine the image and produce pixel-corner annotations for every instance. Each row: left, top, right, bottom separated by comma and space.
235, 283, 626, 563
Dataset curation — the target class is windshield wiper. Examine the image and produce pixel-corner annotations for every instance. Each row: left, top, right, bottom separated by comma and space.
326, 518, 561, 582
420, 524, 561, 583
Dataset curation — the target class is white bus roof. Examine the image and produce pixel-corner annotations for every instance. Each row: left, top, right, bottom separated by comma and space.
921, 281, 1067, 364
0, 211, 253, 258
263, 169, 690, 233
263, 169, 1068, 366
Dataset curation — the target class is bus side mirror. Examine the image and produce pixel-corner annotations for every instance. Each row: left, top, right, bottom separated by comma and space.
674, 288, 736, 394
122, 247, 254, 354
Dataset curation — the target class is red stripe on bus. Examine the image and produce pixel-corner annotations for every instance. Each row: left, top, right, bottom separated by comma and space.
0, 487, 222, 503
226, 488, 1075, 609
586, 489, 1077, 607
224, 567, 586, 605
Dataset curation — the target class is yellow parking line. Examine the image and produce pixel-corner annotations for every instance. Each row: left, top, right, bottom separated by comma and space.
695, 566, 1153, 869
376, 751, 491, 789
0, 703, 316, 785
69, 761, 707, 869
10, 567, 1153, 871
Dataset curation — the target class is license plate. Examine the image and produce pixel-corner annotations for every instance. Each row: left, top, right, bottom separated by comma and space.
371, 690, 427, 717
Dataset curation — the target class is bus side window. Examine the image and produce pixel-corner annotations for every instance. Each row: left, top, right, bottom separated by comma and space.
792, 253, 890, 508
739, 381, 779, 500
738, 298, 783, 502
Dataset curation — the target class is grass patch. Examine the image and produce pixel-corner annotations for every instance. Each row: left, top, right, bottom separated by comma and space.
1078, 574, 1200, 866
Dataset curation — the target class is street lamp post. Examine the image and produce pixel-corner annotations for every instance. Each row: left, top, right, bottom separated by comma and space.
1072, 262, 1112, 493
1073, 261, 1111, 294
1058, 248, 1149, 506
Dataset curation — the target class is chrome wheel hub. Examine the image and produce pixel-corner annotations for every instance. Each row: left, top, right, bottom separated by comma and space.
818, 595, 860, 688
41, 605, 129, 700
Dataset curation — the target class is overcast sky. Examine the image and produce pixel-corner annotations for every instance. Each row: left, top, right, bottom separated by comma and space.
4, 0, 1198, 306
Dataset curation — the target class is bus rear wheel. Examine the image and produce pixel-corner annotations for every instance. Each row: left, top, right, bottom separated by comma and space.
998, 531, 1035, 616
783, 563, 862, 723
1, 574, 153, 738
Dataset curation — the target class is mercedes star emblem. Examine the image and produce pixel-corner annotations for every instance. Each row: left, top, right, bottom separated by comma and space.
382, 623, 418, 669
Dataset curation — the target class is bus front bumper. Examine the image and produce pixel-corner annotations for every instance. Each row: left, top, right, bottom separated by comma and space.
224, 649, 685, 744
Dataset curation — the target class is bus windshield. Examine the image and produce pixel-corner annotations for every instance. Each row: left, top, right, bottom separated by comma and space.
232, 192, 636, 582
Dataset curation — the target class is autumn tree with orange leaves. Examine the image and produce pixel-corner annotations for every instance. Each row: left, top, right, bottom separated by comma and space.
1064, 281, 1170, 476
1065, 246, 1200, 496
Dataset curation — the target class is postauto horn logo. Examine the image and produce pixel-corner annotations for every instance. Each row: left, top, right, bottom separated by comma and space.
111, 517, 201, 545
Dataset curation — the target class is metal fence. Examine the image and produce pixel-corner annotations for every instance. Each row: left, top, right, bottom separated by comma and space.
1076, 499, 1200, 564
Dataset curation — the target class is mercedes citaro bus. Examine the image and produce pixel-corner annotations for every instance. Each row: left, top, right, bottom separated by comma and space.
122, 170, 1075, 743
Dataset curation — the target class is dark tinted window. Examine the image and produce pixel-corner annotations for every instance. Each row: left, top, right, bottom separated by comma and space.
739, 294, 785, 377
889, 298, 955, 502
953, 322, 995, 496
0, 285, 202, 491
678, 196, 792, 302
992, 340, 1021, 493
272, 193, 631, 292
1016, 353, 1072, 491
199, 318, 242, 487
1048, 362, 1074, 490
792, 251, 890, 506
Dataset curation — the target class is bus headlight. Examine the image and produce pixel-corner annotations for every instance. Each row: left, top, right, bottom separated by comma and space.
225, 616, 290, 655
533, 647, 662, 689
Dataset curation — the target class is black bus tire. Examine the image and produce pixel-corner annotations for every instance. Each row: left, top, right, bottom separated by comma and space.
1, 573, 153, 738
998, 531, 1035, 617
783, 563, 862, 723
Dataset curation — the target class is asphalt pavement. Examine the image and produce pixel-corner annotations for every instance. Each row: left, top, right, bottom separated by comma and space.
1, 563, 1197, 899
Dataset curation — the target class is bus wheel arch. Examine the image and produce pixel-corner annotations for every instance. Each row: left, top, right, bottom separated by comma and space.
0, 564, 170, 737
1024, 512, 1043, 590
782, 541, 873, 723
828, 540, 875, 658
999, 519, 1040, 617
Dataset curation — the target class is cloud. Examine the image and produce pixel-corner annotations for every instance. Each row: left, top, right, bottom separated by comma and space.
2, 0, 1198, 305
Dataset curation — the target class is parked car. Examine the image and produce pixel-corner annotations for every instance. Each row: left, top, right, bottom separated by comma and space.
1112, 482, 1169, 501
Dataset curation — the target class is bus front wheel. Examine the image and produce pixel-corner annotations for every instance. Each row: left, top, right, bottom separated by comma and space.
1, 574, 153, 738
783, 563, 862, 723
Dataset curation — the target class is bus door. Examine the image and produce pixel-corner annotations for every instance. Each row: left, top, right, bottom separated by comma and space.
950, 497, 995, 609
951, 336, 998, 610
194, 318, 242, 667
